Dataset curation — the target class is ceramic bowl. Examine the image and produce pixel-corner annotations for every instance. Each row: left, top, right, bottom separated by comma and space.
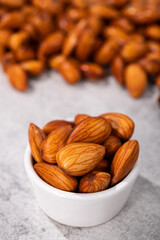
24, 144, 139, 227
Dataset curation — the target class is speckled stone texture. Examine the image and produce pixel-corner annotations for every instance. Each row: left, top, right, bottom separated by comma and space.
0, 68, 160, 240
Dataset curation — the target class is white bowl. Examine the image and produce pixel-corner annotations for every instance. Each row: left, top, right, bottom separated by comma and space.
24, 144, 139, 227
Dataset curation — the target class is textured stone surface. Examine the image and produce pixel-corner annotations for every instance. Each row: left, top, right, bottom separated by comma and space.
0, 68, 160, 240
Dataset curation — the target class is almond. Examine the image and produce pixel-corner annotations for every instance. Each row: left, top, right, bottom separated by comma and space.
90, 5, 119, 19
79, 171, 111, 193
0, 29, 12, 47
74, 114, 90, 125
103, 135, 121, 157
67, 117, 111, 144
94, 159, 110, 172
58, 59, 81, 84
62, 19, 88, 56
43, 120, 74, 135
94, 40, 119, 65
7, 64, 28, 91
21, 60, 44, 76
34, 163, 78, 192
0, 12, 25, 29
0, 0, 25, 8
8, 31, 29, 51
110, 140, 139, 186
103, 26, 130, 45
111, 55, 125, 85
76, 29, 96, 61
80, 63, 106, 80
145, 25, 160, 40
138, 58, 160, 75
40, 125, 72, 164
38, 31, 64, 61
124, 64, 147, 98
15, 46, 35, 62
111, 17, 134, 33
147, 41, 160, 53
100, 113, 134, 140
28, 123, 46, 163
121, 41, 148, 62
56, 143, 105, 176
66, 8, 87, 21
49, 55, 66, 70
1, 52, 15, 72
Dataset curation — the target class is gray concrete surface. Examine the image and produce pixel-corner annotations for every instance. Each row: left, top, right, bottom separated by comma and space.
0, 68, 160, 240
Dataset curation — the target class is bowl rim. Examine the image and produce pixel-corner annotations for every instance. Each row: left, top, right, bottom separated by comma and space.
24, 144, 139, 200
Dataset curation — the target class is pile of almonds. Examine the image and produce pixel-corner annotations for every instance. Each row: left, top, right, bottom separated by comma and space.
0, 0, 160, 100
29, 113, 140, 193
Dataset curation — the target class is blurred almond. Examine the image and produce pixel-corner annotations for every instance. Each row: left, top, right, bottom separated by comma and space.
111, 17, 134, 33
28, 123, 46, 163
8, 31, 30, 51
58, 59, 81, 84
80, 63, 106, 80
1, 52, 15, 72
21, 60, 44, 76
15, 46, 35, 62
94, 159, 110, 172
67, 117, 111, 144
90, 5, 119, 19
125, 64, 148, 98
111, 55, 125, 85
100, 112, 134, 140
74, 114, 90, 125
56, 142, 105, 176
103, 26, 130, 45
0, 0, 26, 8
121, 41, 148, 62
76, 29, 96, 61
138, 58, 160, 75
7, 64, 28, 91
66, 8, 87, 21
0, 12, 25, 28
0, 29, 12, 47
79, 171, 111, 193
147, 41, 160, 53
38, 31, 65, 61
34, 163, 78, 192
111, 140, 139, 185
87, 17, 103, 35
94, 40, 119, 65
41, 125, 72, 164
145, 25, 160, 40
103, 135, 121, 157
32, 0, 62, 14
49, 55, 66, 70
62, 19, 88, 56
43, 120, 74, 135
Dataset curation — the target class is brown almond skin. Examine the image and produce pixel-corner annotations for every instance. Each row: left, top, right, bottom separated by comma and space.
100, 113, 134, 140
34, 163, 78, 192
145, 25, 160, 40
111, 55, 125, 85
121, 41, 148, 62
74, 114, 90, 125
7, 64, 28, 91
21, 60, 44, 76
79, 171, 111, 193
103, 26, 130, 45
138, 58, 160, 75
15, 46, 35, 62
110, 140, 139, 186
76, 29, 96, 61
56, 143, 105, 176
1, 52, 15, 72
94, 159, 110, 172
28, 123, 46, 163
59, 59, 81, 84
43, 120, 74, 135
94, 40, 119, 65
67, 117, 111, 144
8, 31, 29, 51
103, 135, 121, 157
49, 55, 66, 70
90, 5, 119, 19
41, 125, 72, 164
80, 63, 106, 80
124, 64, 147, 98
38, 31, 64, 61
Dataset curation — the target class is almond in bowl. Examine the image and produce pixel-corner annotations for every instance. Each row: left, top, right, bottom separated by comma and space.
24, 113, 140, 227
